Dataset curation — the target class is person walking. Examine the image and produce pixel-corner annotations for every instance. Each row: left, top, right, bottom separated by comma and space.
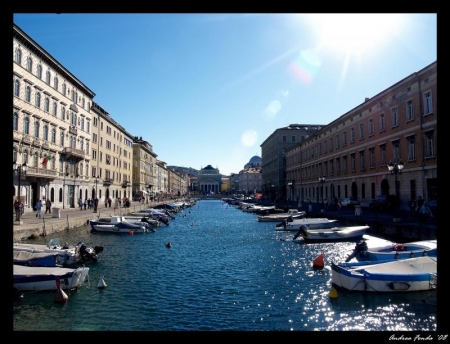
78, 198, 83, 210
45, 198, 52, 214
14, 200, 21, 221
35, 199, 43, 218
419, 201, 433, 224
416, 196, 424, 213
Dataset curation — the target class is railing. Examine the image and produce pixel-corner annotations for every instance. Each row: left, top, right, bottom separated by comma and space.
26, 166, 58, 177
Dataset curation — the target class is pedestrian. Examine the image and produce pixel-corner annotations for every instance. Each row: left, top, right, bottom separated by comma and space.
334, 197, 339, 210
20, 201, 24, 215
337, 200, 342, 212
108, 198, 112, 207
78, 198, 83, 210
419, 201, 433, 223
409, 198, 416, 213
35, 199, 43, 218
45, 198, 52, 214
416, 196, 424, 213
14, 200, 21, 220
83, 199, 87, 210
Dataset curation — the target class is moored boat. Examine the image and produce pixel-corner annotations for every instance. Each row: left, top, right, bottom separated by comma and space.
13, 264, 90, 291
331, 256, 437, 293
90, 216, 150, 233
293, 223, 369, 243
257, 209, 306, 222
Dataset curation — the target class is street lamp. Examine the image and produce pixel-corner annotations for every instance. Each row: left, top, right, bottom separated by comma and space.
318, 175, 326, 210
387, 160, 404, 212
13, 161, 28, 222
126, 181, 131, 199
287, 180, 294, 206
271, 184, 275, 206
93, 175, 99, 212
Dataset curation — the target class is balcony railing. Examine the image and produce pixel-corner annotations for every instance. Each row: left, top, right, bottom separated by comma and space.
61, 147, 85, 160
26, 166, 58, 178
103, 177, 113, 186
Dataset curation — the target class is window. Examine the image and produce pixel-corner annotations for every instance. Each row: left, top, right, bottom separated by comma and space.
33, 152, 38, 167
92, 133, 97, 143
359, 123, 364, 139
408, 136, 416, 161
424, 91, 433, 115
61, 106, 66, 120
380, 145, 386, 165
392, 141, 401, 162
46, 70, 51, 84
336, 157, 340, 174
324, 140, 327, 153
14, 48, 22, 64
14, 79, 20, 97
25, 85, 31, 102
24, 117, 30, 135
93, 117, 98, 126
44, 97, 50, 112
351, 153, 356, 171
60, 131, 65, 146
54, 77, 59, 91
51, 127, 56, 144
86, 121, 90, 133
81, 118, 85, 131
391, 107, 398, 127
86, 142, 89, 155
425, 131, 435, 157
34, 119, 40, 138
92, 150, 97, 160
70, 112, 77, 126
359, 151, 365, 170
26, 56, 33, 71
350, 128, 355, 143
368, 118, 374, 135
62, 83, 66, 96
291, 135, 295, 143
43, 124, 49, 141
35, 91, 41, 108
406, 100, 414, 121
13, 111, 19, 131
335, 135, 339, 148
379, 113, 385, 131
52, 101, 57, 116
329, 160, 334, 175
369, 148, 375, 168
282, 135, 287, 142
342, 131, 347, 145
37, 64, 42, 79
343, 155, 348, 173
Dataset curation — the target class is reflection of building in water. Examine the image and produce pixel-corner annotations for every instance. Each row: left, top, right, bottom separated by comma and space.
198, 165, 221, 194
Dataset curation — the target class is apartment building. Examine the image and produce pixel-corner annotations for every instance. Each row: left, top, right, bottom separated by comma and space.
285, 61, 437, 209
132, 137, 158, 201
91, 102, 134, 203
260, 124, 323, 202
13, 24, 95, 210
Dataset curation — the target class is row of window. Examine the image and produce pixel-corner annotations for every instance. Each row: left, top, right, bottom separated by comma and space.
14, 47, 90, 111
289, 131, 435, 181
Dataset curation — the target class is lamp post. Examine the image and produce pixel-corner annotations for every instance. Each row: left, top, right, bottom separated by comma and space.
271, 184, 275, 206
126, 181, 131, 199
287, 180, 294, 207
93, 175, 99, 212
13, 161, 28, 222
387, 160, 404, 214
318, 175, 326, 210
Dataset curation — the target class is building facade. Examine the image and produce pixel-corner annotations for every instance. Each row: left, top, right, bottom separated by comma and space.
285, 61, 437, 209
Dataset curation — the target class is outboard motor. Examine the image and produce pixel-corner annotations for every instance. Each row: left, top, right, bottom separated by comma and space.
78, 242, 99, 262
345, 240, 368, 262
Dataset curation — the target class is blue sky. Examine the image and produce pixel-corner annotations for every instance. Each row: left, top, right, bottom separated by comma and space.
13, 13, 437, 176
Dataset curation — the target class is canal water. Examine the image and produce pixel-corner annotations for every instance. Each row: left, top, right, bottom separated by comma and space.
13, 200, 437, 332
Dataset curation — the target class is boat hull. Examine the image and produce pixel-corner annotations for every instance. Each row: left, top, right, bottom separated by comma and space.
91, 224, 149, 233
298, 226, 369, 243
13, 265, 90, 291
331, 256, 437, 292
356, 240, 437, 261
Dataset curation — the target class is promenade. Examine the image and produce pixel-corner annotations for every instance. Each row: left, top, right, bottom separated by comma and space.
12, 199, 169, 242
12, 198, 437, 242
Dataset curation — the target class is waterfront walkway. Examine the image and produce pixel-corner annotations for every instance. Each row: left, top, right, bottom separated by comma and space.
12, 199, 170, 241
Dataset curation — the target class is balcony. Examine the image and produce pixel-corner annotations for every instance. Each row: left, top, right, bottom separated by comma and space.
61, 147, 85, 161
26, 166, 58, 180
69, 126, 78, 135
103, 177, 113, 186
122, 181, 131, 188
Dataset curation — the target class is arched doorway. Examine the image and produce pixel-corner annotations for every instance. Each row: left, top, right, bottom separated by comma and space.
380, 179, 390, 195
351, 182, 358, 199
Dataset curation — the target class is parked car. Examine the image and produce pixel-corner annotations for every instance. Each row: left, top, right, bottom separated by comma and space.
341, 197, 360, 208
369, 194, 398, 210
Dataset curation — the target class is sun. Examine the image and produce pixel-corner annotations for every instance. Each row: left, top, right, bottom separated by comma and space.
299, 13, 405, 57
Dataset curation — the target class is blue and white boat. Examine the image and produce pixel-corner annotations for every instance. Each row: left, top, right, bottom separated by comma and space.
13, 264, 90, 291
346, 239, 437, 262
331, 256, 437, 293
89, 216, 150, 233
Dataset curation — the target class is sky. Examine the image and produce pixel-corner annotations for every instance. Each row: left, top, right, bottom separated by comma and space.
12, 13, 437, 176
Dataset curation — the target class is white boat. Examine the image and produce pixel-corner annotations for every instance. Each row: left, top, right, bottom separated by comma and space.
257, 209, 306, 222
13, 264, 90, 291
346, 239, 437, 262
276, 217, 337, 231
13, 239, 103, 266
292, 222, 369, 242
13, 251, 61, 267
331, 256, 437, 292
122, 215, 161, 228
90, 216, 150, 233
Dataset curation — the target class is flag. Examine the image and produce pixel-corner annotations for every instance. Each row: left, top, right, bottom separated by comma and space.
42, 157, 48, 166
